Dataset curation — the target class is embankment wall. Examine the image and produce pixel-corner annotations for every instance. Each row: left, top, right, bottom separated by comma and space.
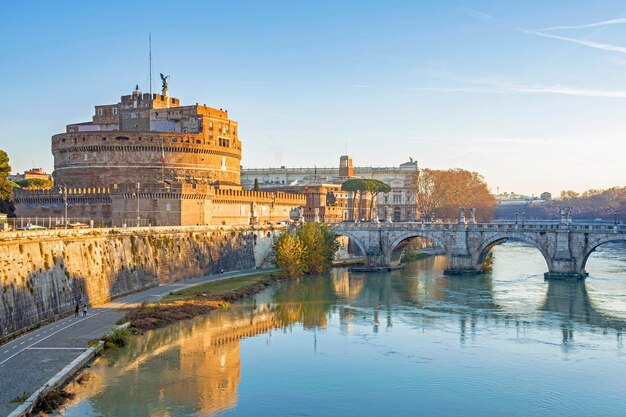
0, 226, 280, 339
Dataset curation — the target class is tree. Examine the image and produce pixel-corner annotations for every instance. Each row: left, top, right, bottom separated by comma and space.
365, 179, 391, 220
273, 230, 305, 278
409, 168, 496, 221
341, 179, 364, 220
16, 178, 54, 190
560, 190, 580, 199
0, 150, 10, 180
342, 178, 384, 220
0, 149, 15, 216
273, 223, 339, 277
297, 223, 339, 274
409, 168, 437, 220
253, 178, 260, 191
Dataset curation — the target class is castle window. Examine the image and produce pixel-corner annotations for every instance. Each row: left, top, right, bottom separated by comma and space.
221, 156, 226, 170
112, 108, 118, 116
97, 108, 103, 116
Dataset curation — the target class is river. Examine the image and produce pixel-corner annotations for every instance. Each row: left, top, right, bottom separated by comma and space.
54, 242, 626, 416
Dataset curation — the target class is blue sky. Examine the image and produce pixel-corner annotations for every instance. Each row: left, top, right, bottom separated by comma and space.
1, 0, 625, 195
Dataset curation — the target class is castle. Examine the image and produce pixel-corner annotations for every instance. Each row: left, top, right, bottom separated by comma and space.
14, 84, 304, 226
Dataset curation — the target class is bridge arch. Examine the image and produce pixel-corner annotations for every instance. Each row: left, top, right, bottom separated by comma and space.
580, 237, 626, 275
475, 234, 552, 270
388, 232, 448, 265
333, 230, 367, 258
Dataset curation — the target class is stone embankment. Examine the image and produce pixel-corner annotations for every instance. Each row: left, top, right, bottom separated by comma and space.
0, 226, 280, 340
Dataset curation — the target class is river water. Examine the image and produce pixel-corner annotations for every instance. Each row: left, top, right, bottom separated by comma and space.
56, 242, 626, 417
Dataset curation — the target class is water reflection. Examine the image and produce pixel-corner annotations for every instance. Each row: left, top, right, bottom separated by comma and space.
58, 244, 626, 417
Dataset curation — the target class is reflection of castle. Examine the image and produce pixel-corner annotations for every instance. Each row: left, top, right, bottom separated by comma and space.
14, 85, 304, 226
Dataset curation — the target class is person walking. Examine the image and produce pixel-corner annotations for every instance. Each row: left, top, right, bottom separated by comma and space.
82, 304, 88, 317
74, 303, 80, 318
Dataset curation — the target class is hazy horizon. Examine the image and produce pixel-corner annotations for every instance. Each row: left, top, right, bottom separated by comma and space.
1, 1, 625, 196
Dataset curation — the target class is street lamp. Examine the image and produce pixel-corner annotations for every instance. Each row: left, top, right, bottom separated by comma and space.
515, 211, 518, 224
521, 211, 526, 225
615, 211, 620, 225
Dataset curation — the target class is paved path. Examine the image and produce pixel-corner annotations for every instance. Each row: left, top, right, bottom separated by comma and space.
0, 269, 272, 417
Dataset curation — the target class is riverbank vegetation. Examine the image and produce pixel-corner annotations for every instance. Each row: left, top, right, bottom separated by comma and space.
409, 168, 496, 221
520, 187, 626, 221
0, 149, 15, 216
121, 272, 278, 331
273, 223, 339, 278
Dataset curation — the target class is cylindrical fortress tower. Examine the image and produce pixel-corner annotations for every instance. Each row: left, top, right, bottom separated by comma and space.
51, 89, 243, 188
52, 131, 242, 187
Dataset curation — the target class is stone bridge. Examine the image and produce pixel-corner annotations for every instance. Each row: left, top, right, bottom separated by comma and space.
332, 218, 626, 280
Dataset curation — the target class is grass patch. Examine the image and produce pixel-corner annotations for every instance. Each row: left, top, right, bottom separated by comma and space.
102, 328, 131, 350
122, 272, 279, 331
161, 272, 274, 302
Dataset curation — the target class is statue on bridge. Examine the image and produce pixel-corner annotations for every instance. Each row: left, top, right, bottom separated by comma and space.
385, 205, 393, 223
559, 206, 572, 224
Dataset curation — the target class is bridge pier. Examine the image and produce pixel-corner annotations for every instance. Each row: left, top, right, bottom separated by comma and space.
544, 272, 588, 280
444, 255, 483, 275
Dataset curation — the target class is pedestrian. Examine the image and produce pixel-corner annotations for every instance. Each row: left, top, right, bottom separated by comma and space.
74, 303, 80, 318
82, 304, 88, 317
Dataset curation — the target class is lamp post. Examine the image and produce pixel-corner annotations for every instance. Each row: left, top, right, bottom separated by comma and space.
615, 211, 620, 225
521, 210, 526, 225
515, 211, 518, 225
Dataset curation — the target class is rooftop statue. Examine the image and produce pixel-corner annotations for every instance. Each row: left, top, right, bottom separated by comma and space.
160, 73, 169, 90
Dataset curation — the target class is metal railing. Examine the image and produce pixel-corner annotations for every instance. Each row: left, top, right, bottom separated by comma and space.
4, 217, 107, 230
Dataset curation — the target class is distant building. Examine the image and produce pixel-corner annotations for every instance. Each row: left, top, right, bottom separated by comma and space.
242, 156, 418, 222
303, 184, 350, 223
8, 168, 52, 183
540, 191, 552, 200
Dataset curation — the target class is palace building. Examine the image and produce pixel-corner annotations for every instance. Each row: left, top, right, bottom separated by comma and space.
15, 84, 304, 226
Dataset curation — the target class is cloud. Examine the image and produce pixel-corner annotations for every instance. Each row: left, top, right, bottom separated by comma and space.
410, 83, 626, 98
522, 29, 626, 55
457, 7, 499, 23
539, 17, 626, 32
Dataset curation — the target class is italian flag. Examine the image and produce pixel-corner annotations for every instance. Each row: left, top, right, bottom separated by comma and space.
161, 142, 165, 165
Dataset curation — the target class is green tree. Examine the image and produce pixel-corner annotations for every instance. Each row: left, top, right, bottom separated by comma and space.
273, 223, 339, 277
16, 178, 54, 189
0, 149, 15, 216
0, 150, 10, 180
273, 230, 305, 278
365, 179, 391, 220
297, 223, 339, 274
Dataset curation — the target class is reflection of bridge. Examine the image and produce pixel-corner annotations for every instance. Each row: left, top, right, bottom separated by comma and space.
333, 218, 626, 279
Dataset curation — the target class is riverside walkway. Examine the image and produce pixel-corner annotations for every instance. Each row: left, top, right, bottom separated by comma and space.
0, 268, 272, 417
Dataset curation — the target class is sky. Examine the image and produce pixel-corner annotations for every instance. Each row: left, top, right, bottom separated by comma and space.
0, 0, 625, 196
